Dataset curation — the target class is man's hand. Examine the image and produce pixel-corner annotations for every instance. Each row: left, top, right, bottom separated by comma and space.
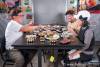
33, 26, 39, 30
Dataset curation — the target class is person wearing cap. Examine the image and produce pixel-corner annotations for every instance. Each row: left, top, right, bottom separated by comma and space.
65, 10, 79, 36
5, 8, 39, 67
65, 10, 95, 65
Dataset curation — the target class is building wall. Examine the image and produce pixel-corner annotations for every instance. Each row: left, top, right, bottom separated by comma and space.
90, 14, 100, 41
33, 0, 66, 25
96, 0, 100, 4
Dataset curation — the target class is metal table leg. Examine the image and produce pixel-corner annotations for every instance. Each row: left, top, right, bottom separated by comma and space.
54, 49, 58, 67
38, 48, 42, 67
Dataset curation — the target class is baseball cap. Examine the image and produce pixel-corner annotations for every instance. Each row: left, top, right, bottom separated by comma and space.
74, 10, 91, 21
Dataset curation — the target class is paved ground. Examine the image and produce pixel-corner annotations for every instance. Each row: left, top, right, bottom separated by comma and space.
0, 53, 63, 67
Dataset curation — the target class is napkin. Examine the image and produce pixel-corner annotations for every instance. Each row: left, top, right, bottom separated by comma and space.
68, 49, 80, 60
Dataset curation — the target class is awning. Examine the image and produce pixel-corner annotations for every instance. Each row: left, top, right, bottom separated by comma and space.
87, 4, 100, 14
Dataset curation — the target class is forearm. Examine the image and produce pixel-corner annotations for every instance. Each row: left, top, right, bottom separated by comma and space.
20, 26, 38, 32
72, 31, 77, 36
68, 28, 78, 37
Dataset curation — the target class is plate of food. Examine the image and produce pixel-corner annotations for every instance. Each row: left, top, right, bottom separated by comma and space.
45, 32, 60, 40
38, 31, 47, 37
61, 31, 73, 38
52, 34, 60, 40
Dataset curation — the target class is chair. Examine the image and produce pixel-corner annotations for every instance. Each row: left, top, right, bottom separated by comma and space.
97, 48, 100, 66
0, 36, 33, 67
0, 36, 14, 67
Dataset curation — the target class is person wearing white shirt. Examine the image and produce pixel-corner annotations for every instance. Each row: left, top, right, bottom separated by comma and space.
5, 8, 38, 67
5, 20, 23, 50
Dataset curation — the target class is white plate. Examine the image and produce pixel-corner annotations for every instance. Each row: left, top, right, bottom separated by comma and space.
45, 34, 60, 40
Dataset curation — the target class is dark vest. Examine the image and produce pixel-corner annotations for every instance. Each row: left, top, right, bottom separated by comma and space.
77, 26, 95, 51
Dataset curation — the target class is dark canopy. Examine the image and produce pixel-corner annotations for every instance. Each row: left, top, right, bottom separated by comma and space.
87, 4, 100, 10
